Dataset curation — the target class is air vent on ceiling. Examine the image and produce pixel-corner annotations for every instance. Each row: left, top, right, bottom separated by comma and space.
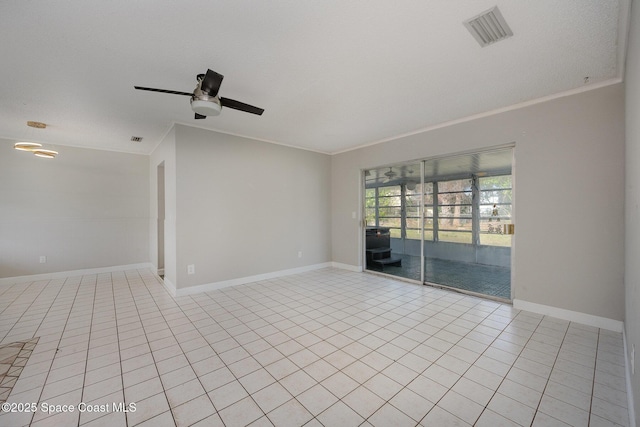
464, 6, 513, 47
130, 136, 143, 142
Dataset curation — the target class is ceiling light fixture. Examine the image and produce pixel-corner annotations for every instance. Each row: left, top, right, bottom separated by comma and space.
33, 149, 58, 159
14, 142, 43, 151
13, 121, 58, 158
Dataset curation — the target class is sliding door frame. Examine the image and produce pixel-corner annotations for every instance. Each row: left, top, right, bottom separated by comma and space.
361, 143, 515, 299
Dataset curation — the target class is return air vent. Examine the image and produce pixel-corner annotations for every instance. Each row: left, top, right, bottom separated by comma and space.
464, 6, 513, 47
130, 136, 143, 142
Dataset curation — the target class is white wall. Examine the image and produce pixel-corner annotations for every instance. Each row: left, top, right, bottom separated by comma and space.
332, 84, 625, 321
0, 139, 149, 278
625, 0, 640, 419
173, 125, 332, 289
149, 128, 177, 289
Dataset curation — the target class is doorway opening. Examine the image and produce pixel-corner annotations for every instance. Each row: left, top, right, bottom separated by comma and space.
157, 162, 165, 279
363, 146, 513, 301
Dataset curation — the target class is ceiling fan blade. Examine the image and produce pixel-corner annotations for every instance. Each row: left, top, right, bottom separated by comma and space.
201, 69, 224, 97
220, 97, 264, 115
134, 86, 193, 96
194, 113, 206, 120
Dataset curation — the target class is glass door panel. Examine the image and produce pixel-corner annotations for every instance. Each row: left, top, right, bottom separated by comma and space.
364, 163, 422, 281
423, 149, 513, 300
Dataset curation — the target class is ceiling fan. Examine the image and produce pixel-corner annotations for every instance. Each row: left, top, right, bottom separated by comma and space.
134, 69, 264, 119
384, 167, 397, 181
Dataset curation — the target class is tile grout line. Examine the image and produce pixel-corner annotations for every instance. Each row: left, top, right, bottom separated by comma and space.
26, 276, 84, 426
528, 320, 573, 427
234, 281, 505, 424
77, 272, 119, 427
121, 270, 176, 425
110, 272, 130, 427
75, 273, 98, 427
160, 280, 284, 424
297, 277, 501, 424
127, 270, 226, 425
170, 272, 382, 424
0, 280, 59, 344
267, 276, 457, 422
355, 292, 500, 423
587, 328, 600, 427
407, 303, 540, 426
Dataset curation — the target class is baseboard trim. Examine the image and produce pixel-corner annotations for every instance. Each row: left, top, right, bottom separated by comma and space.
161, 277, 177, 297
175, 262, 333, 296
0, 263, 155, 286
331, 262, 363, 272
513, 299, 623, 332
623, 327, 637, 427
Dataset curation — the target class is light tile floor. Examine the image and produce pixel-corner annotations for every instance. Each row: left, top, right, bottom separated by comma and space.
0, 268, 630, 426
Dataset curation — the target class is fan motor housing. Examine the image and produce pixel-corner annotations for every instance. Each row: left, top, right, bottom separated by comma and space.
191, 79, 222, 116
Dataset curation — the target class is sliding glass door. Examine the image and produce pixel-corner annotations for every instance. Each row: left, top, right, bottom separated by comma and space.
364, 147, 513, 300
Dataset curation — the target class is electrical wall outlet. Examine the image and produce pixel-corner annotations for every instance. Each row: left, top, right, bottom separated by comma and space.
187, 264, 195, 275
39, 256, 47, 264
298, 251, 303, 258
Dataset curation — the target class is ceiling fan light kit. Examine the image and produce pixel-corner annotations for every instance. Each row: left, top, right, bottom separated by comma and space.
384, 167, 397, 180
191, 99, 221, 117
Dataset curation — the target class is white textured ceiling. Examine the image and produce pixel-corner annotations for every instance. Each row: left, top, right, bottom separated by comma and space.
0, 1, 629, 155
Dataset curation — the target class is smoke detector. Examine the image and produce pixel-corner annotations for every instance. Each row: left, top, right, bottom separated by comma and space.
464, 6, 513, 47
